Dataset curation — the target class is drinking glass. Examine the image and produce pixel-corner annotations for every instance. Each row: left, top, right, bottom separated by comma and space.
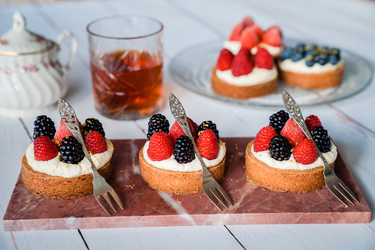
87, 15, 163, 120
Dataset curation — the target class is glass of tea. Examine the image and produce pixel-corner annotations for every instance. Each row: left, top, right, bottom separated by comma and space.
87, 16, 163, 120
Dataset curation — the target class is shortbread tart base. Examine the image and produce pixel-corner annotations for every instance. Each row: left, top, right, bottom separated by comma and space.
21, 155, 113, 199
245, 141, 335, 193
139, 147, 226, 195
211, 67, 278, 99
280, 64, 344, 89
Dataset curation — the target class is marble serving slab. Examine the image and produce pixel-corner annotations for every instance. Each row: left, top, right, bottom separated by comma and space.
3, 138, 371, 231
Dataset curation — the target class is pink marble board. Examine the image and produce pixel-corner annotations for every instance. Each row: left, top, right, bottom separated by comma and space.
3, 138, 371, 231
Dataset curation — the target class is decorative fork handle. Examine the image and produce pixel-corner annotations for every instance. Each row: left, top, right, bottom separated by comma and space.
282, 91, 333, 175
169, 94, 211, 177
58, 98, 99, 174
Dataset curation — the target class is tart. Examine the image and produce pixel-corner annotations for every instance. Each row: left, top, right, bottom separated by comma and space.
279, 44, 344, 89
245, 111, 337, 193
139, 114, 226, 195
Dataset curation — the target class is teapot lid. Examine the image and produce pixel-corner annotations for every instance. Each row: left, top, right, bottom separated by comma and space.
0, 12, 54, 56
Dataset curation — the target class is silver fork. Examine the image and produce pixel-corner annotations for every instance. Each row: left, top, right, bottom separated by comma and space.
169, 93, 233, 210
58, 98, 124, 215
282, 91, 359, 206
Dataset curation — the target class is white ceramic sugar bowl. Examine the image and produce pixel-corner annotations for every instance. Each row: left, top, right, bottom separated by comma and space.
0, 12, 77, 117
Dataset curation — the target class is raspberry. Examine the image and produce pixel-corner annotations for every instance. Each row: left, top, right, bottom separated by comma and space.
305, 115, 322, 132
54, 120, 82, 145
262, 26, 282, 47
239, 27, 260, 50
280, 118, 307, 147
33, 136, 58, 161
168, 117, 197, 142
293, 139, 318, 165
84, 131, 107, 155
254, 48, 274, 69
216, 49, 234, 71
231, 48, 253, 76
147, 132, 174, 161
196, 129, 219, 160
253, 126, 278, 152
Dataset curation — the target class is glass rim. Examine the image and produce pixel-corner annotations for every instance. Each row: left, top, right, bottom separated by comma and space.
86, 15, 164, 40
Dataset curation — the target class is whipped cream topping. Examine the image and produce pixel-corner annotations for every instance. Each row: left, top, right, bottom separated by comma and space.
279, 58, 344, 74
251, 142, 337, 170
26, 139, 114, 178
143, 140, 226, 172
223, 41, 281, 56
216, 66, 277, 86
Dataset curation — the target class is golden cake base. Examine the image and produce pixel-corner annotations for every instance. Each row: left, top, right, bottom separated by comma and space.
245, 141, 335, 193
211, 67, 278, 99
21, 155, 113, 199
280, 64, 344, 89
139, 147, 226, 195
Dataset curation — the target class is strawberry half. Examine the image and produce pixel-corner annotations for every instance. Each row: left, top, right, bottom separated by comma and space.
229, 23, 245, 41
84, 131, 107, 155
242, 16, 254, 27
280, 118, 307, 147
262, 26, 282, 47
196, 129, 219, 160
54, 120, 82, 145
305, 115, 322, 132
216, 49, 234, 71
231, 48, 253, 76
147, 132, 174, 161
254, 48, 274, 69
249, 24, 263, 38
254, 126, 278, 152
34, 136, 58, 161
168, 117, 198, 143
293, 139, 318, 165
240, 27, 260, 49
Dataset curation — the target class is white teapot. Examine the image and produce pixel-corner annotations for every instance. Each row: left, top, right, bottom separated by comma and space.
0, 12, 77, 117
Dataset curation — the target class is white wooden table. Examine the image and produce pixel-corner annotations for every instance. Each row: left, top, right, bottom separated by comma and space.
1, 0, 375, 249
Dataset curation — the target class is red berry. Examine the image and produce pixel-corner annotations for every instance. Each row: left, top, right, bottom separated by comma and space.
231, 48, 253, 76
216, 49, 234, 71
196, 129, 219, 160
254, 48, 274, 69
305, 115, 322, 132
168, 117, 197, 143
254, 126, 278, 152
262, 26, 282, 47
34, 136, 58, 161
240, 27, 260, 49
84, 131, 107, 155
242, 16, 254, 27
147, 132, 174, 161
229, 23, 245, 41
280, 118, 307, 147
249, 24, 263, 38
54, 120, 82, 145
293, 139, 318, 165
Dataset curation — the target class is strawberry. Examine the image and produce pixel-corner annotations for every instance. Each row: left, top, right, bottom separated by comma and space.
147, 132, 174, 161
34, 136, 58, 161
168, 117, 197, 143
231, 48, 253, 76
262, 26, 282, 47
293, 139, 318, 165
54, 120, 82, 145
242, 16, 254, 27
305, 115, 322, 132
268, 25, 283, 38
196, 129, 219, 160
253, 126, 278, 152
229, 23, 245, 41
280, 118, 307, 147
254, 48, 274, 69
249, 24, 263, 38
239, 27, 260, 49
84, 131, 107, 154
216, 49, 234, 71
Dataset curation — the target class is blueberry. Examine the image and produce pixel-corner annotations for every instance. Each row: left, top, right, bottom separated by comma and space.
329, 54, 339, 65
305, 49, 317, 57
320, 46, 330, 54
304, 44, 317, 51
291, 53, 303, 62
317, 56, 328, 65
281, 47, 295, 61
330, 48, 341, 59
305, 60, 315, 67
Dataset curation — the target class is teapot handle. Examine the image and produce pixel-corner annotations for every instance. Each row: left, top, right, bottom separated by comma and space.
56, 30, 78, 71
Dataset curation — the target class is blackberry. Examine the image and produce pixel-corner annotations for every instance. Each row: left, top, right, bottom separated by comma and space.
173, 135, 195, 164
197, 121, 219, 141
82, 118, 105, 138
312, 126, 331, 153
269, 135, 292, 161
147, 114, 170, 139
33, 115, 56, 140
269, 110, 289, 134
59, 136, 84, 164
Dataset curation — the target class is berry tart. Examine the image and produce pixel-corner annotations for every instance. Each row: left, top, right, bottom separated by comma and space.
21, 116, 114, 199
223, 16, 283, 58
279, 43, 344, 89
245, 111, 337, 193
211, 47, 278, 99
139, 114, 226, 195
